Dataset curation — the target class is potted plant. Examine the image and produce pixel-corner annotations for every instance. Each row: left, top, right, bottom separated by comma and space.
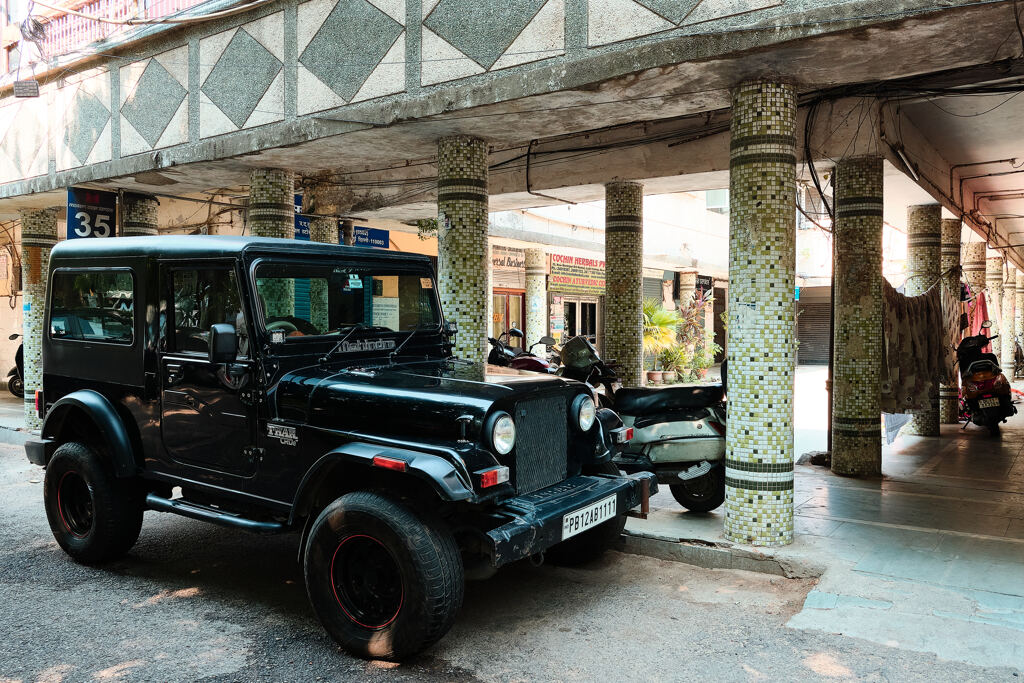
643, 299, 680, 384
658, 344, 688, 383
692, 341, 723, 380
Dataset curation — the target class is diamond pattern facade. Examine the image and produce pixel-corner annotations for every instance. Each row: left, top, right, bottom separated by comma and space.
203, 29, 282, 129
425, 0, 546, 69
122, 58, 187, 148
64, 89, 110, 165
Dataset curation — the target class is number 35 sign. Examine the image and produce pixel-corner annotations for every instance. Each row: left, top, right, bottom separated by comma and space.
67, 187, 117, 239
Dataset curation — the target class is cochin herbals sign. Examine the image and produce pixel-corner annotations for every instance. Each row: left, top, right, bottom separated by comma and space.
548, 254, 605, 295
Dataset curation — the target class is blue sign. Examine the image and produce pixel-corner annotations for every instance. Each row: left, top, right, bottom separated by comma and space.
354, 226, 389, 249
293, 194, 310, 241
67, 187, 117, 239
795, 286, 801, 301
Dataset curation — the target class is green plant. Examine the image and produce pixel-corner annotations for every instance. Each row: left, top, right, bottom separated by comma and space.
658, 344, 690, 373
692, 341, 723, 371
642, 299, 681, 359
676, 289, 714, 349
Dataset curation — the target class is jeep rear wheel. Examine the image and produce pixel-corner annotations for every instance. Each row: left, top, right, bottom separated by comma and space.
43, 442, 144, 564
303, 491, 463, 661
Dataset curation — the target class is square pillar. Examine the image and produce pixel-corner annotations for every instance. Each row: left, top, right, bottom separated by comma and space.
603, 181, 645, 388
436, 135, 489, 362
20, 208, 59, 431
904, 204, 941, 436
724, 81, 797, 547
831, 156, 883, 476
939, 218, 962, 424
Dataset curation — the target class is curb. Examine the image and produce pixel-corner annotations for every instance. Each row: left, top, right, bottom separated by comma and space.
0, 425, 28, 446
617, 531, 822, 579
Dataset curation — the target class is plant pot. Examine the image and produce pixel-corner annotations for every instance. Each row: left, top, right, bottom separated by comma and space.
646, 370, 663, 384
696, 368, 708, 379
661, 370, 677, 383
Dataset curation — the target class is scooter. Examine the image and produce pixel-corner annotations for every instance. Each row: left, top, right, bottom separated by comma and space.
7, 333, 23, 398
487, 328, 558, 373
558, 335, 727, 512
958, 320, 1015, 435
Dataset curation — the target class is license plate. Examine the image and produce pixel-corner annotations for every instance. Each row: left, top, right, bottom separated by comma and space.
562, 494, 617, 540
979, 397, 999, 409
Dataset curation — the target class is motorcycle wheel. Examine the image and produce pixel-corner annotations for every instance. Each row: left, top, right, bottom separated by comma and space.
988, 422, 1001, 436
669, 467, 725, 513
7, 375, 23, 398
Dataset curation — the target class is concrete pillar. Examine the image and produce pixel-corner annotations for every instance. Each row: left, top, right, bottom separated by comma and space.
962, 242, 986, 297
1016, 271, 1024, 376
20, 208, 58, 431
603, 181, 644, 388
525, 249, 547, 345
1002, 268, 1016, 371
724, 81, 797, 547
986, 257, 1004, 359
678, 269, 698, 355
308, 216, 338, 332
341, 219, 355, 246
939, 218, 962, 424
436, 135, 489, 362
830, 156, 883, 476
120, 192, 159, 236
904, 204, 941, 436
248, 168, 295, 317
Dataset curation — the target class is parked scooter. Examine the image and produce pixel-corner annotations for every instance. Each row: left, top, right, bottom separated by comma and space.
558, 335, 726, 512
6, 333, 22, 398
958, 321, 1016, 435
487, 328, 559, 373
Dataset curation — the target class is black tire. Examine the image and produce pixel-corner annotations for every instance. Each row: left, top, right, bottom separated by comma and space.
43, 442, 144, 564
7, 375, 23, 398
988, 421, 1001, 436
670, 466, 725, 513
545, 461, 627, 567
303, 491, 463, 661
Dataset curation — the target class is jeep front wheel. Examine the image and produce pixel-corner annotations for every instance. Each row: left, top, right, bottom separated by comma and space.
43, 442, 144, 564
303, 491, 463, 661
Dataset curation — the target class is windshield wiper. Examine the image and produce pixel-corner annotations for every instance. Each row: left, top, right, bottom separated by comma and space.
388, 324, 435, 366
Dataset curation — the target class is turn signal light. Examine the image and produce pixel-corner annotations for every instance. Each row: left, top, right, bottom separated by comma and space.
611, 426, 633, 444
372, 455, 407, 472
34, 390, 42, 416
479, 466, 510, 488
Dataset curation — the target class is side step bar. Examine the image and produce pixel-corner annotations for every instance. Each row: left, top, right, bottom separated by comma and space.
145, 494, 286, 533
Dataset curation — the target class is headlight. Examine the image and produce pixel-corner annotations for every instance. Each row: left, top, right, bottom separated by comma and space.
573, 394, 596, 431
490, 412, 516, 455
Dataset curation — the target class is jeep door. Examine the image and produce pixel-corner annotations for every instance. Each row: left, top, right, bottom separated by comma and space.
158, 262, 257, 477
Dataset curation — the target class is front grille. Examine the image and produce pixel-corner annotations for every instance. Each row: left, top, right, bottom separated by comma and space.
513, 396, 568, 494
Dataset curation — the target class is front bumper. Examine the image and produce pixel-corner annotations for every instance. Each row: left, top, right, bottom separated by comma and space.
485, 471, 657, 568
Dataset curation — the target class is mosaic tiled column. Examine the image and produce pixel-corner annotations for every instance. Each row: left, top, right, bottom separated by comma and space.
723, 81, 797, 547
1002, 268, 1016, 371
436, 136, 489, 362
1016, 271, 1024, 377
830, 156, 883, 476
341, 219, 355, 246
986, 257, 1004, 359
904, 204, 941, 436
603, 181, 644, 388
962, 242, 987, 298
20, 208, 58, 431
525, 249, 547, 345
939, 219, 962, 424
248, 168, 295, 317
309, 216, 338, 332
120, 193, 159, 236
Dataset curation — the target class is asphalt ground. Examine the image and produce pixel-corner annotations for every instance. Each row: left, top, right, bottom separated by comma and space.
0, 444, 1015, 682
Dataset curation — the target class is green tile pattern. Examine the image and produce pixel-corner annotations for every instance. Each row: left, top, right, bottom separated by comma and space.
962, 242, 986, 296
20, 208, 58, 430
309, 216, 338, 333
986, 257, 1004, 359
904, 204, 941, 436
724, 81, 796, 547
121, 193, 159, 236
939, 218, 961, 424
249, 168, 295, 318
831, 156, 883, 476
437, 135, 490, 362
604, 181, 644, 388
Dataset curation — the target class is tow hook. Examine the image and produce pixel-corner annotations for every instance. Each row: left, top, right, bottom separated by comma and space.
627, 477, 650, 520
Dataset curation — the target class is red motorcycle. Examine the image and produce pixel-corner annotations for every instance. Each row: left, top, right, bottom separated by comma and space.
958, 321, 1016, 435
487, 328, 558, 373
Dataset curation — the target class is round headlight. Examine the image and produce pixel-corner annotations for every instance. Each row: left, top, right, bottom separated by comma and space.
491, 412, 516, 455
574, 395, 596, 431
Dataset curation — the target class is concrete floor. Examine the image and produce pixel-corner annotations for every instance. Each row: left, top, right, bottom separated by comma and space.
629, 366, 1024, 669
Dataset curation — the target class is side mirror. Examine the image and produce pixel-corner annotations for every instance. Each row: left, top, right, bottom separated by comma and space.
508, 328, 524, 339
539, 335, 557, 346
209, 323, 237, 364
443, 320, 458, 337
981, 320, 993, 329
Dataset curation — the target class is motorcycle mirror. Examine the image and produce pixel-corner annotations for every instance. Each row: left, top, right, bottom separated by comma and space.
508, 328, 524, 339
539, 335, 557, 346
981, 320, 993, 329
7, 334, 18, 340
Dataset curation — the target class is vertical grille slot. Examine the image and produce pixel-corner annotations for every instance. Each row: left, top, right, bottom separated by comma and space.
513, 396, 568, 494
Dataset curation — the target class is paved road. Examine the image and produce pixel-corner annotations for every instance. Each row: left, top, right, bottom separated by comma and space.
0, 444, 1013, 682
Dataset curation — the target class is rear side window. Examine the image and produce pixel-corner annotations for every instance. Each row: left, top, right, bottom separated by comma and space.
50, 270, 135, 345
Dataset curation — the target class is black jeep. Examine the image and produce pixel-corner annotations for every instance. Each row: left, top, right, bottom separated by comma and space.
25, 236, 654, 660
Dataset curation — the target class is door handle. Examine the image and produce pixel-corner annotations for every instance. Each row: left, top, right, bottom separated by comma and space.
166, 363, 183, 384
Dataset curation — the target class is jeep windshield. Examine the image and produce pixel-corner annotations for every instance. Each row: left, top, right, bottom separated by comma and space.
252, 261, 441, 339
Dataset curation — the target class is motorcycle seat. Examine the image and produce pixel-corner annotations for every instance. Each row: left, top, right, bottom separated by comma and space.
614, 384, 725, 415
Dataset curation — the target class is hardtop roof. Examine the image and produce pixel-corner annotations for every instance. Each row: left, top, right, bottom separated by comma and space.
49, 235, 432, 265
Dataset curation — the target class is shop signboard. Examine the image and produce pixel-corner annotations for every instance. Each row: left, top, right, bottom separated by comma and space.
293, 195, 311, 241
492, 245, 526, 289
66, 187, 117, 239
695, 274, 714, 296
549, 253, 605, 295
353, 226, 389, 249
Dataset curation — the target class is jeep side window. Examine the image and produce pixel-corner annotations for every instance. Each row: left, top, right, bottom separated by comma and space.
170, 268, 247, 357
50, 269, 134, 344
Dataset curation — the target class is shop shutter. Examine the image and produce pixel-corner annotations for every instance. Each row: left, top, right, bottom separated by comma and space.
796, 301, 831, 365
643, 278, 663, 302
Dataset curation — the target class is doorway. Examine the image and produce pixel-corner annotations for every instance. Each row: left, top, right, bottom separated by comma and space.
561, 296, 601, 348
492, 289, 526, 350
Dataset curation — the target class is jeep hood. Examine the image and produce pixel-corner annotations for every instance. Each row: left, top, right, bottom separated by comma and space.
275, 360, 578, 442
